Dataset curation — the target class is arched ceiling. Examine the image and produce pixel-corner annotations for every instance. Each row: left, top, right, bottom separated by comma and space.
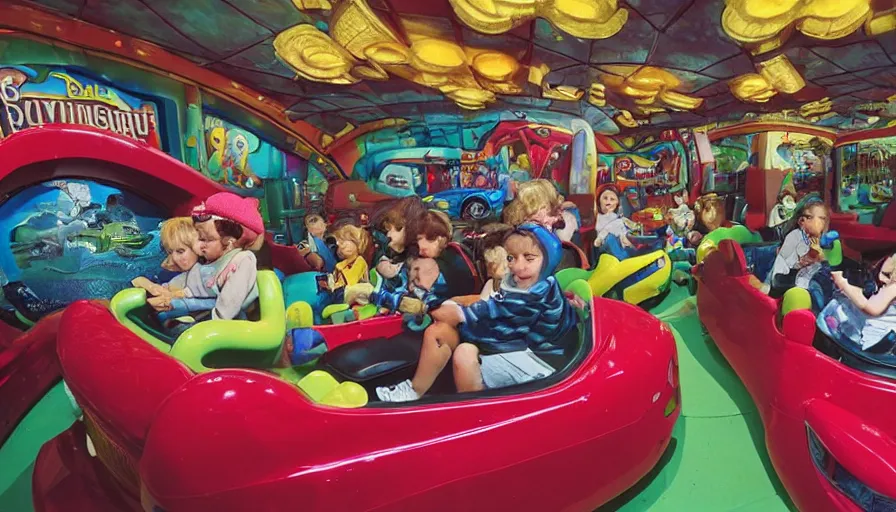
12, 0, 896, 141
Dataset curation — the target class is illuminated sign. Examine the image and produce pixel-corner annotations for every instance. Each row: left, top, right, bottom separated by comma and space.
0, 68, 161, 147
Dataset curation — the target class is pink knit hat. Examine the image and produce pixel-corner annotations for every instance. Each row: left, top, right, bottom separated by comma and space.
192, 192, 264, 245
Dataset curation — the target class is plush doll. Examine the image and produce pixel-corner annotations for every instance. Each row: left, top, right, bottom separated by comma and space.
694, 193, 726, 234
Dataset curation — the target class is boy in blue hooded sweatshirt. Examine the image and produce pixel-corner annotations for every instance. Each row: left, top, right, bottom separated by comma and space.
377, 223, 578, 402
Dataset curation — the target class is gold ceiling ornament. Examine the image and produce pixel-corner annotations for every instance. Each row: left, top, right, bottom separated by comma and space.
728, 73, 778, 103
292, 0, 333, 10
542, 83, 584, 101
722, 0, 872, 54
756, 54, 805, 94
800, 97, 833, 119
588, 83, 607, 107
527, 62, 551, 86
600, 66, 704, 111
275, 0, 529, 110
614, 109, 639, 129
728, 54, 806, 103
274, 24, 359, 84
866, 9, 896, 36
448, 0, 628, 39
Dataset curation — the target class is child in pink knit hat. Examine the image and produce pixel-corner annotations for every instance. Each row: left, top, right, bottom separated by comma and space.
150, 192, 263, 321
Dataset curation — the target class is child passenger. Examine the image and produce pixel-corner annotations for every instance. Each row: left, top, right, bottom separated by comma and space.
593, 185, 639, 260
149, 192, 263, 321
767, 199, 832, 304
134, 217, 216, 320
298, 214, 337, 272
376, 223, 577, 402
820, 255, 896, 351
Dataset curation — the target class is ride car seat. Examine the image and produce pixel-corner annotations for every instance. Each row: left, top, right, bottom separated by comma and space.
110, 270, 286, 372
318, 279, 593, 398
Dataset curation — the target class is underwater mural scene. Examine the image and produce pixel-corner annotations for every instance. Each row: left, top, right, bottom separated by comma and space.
0, 178, 166, 320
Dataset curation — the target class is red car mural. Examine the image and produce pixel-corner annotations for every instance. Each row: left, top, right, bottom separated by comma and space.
697, 238, 896, 511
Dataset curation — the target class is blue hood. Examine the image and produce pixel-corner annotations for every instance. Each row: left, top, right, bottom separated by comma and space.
516, 222, 563, 280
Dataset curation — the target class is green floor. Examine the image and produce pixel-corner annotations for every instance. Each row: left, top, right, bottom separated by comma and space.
0, 381, 79, 512
0, 285, 796, 512
602, 285, 795, 511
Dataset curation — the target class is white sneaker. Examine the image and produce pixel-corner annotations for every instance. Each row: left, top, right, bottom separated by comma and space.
376, 379, 419, 402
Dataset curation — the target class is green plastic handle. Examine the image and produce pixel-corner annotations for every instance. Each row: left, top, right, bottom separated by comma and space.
170, 270, 286, 373
109, 287, 173, 352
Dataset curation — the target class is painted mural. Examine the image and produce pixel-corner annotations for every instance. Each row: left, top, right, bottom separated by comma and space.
707, 134, 756, 195
0, 66, 161, 146
201, 114, 270, 193
839, 135, 896, 221
0, 179, 166, 318
764, 132, 831, 201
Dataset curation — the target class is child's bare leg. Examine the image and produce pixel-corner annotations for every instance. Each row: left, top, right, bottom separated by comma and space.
453, 343, 484, 393
410, 321, 460, 395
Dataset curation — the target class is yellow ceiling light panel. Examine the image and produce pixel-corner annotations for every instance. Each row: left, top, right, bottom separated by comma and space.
331, 0, 405, 61
757, 54, 805, 94
600, 66, 702, 110
615, 109, 638, 128
866, 9, 896, 36
722, 0, 872, 52
628, 66, 682, 90
410, 39, 467, 73
588, 83, 607, 106
362, 42, 411, 66
636, 106, 667, 115
800, 97, 833, 118
470, 51, 520, 81
448, 0, 627, 39
292, 0, 333, 10
660, 90, 703, 110
351, 63, 390, 81
542, 83, 585, 101
528, 62, 551, 86
729, 73, 778, 102
274, 24, 359, 84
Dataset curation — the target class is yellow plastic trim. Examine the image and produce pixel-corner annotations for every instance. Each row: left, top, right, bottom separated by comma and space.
781, 287, 812, 316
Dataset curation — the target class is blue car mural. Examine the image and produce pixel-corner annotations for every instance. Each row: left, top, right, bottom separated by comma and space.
367, 147, 509, 221
423, 185, 507, 221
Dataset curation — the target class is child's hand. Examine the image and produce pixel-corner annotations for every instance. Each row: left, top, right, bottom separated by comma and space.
621, 235, 635, 248
831, 271, 848, 290
148, 295, 173, 312
431, 304, 463, 326
593, 237, 603, 247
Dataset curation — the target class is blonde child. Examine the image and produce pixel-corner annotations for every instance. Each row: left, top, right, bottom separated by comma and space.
503, 179, 563, 230
134, 217, 217, 320
150, 192, 263, 321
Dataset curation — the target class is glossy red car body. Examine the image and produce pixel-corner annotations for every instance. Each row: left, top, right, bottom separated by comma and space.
36, 296, 679, 512
697, 240, 896, 512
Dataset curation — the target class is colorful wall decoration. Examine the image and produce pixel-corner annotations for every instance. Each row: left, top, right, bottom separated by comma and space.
596, 137, 689, 217
0, 178, 166, 315
838, 135, 896, 220
0, 66, 162, 148
201, 114, 277, 194
707, 133, 757, 195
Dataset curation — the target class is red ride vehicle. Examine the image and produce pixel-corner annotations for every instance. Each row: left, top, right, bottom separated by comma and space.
35, 283, 679, 512
697, 236, 896, 512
